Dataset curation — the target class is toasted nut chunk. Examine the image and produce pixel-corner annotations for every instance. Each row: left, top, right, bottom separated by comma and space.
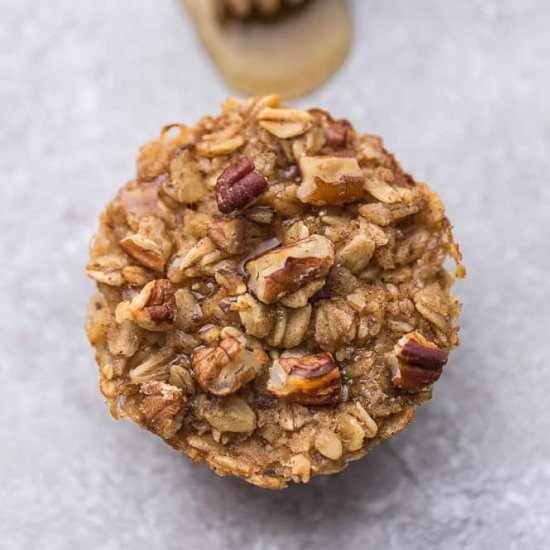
314, 429, 343, 460
192, 337, 268, 396
297, 156, 364, 205
118, 279, 176, 332
389, 332, 448, 392
204, 395, 257, 433
120, 217, 172, 273
207, 217, 247, 255
86, 255, 128, 286
163, 149, 207, 204
267, 352, 342, 405
324, 119, 352, 148
119, 235, 165, 273
139, 381, 185, 439
257, 107, 312, 139
246, 235, 334, 304
215, 156, 268, 214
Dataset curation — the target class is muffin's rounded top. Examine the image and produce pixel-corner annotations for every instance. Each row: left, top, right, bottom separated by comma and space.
86, 95, 464, 488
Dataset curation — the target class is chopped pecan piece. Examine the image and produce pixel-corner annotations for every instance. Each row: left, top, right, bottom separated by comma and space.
118, 279, 176, 331
297, 156, 364, 205
207, 217, 247, 255
389, 332, 448, 392
119, 216, 172, 273
192, 337, 268, 396
324, 119, 352, 148
139, 381, 185, 439
119, 235, 165, 273
215, 156, 268, 213
267, 352, 342, 405
246, 235, 334, 304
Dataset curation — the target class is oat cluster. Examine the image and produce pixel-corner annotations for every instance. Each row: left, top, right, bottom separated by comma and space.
86, 95, 464, 488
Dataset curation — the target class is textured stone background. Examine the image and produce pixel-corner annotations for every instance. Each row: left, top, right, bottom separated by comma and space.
1, 0, 549, 548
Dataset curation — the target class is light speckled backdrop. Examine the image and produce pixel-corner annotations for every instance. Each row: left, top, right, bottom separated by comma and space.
1, 1, 549, 548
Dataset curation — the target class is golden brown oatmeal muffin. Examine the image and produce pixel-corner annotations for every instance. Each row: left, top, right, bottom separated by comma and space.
86, 95, 465, 489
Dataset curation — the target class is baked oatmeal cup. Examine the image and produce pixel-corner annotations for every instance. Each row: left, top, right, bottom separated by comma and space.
86, 95, 464, 488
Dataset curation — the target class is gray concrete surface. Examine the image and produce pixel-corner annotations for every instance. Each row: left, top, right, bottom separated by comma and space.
1, 0, 549, 548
